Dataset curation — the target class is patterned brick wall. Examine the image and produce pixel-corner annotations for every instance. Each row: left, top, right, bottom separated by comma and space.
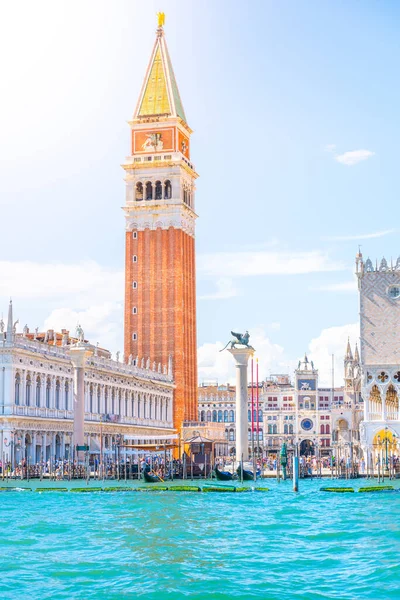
124, 227, 198, 426
360, 272, 400, 365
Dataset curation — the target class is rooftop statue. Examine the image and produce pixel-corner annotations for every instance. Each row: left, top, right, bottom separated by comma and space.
220, 330, 253, 352
75, 324, 84, 343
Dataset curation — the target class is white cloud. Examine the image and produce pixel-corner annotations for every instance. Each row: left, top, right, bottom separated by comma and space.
0, 260, 123, 301
0, 259, 124, 356
198, 250, 344, 278
198, 328, 287, 385
44, 302, 122, 356
324, 229, 395, 241
324, 144, 336, 152
199, 278, 238, 300
197, 323, 360, 389
335, 149, 375, 166
307, 322, 359, 386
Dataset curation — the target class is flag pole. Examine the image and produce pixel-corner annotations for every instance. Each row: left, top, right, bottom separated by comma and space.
251, 357, 254, 467
256, 358, 259, 462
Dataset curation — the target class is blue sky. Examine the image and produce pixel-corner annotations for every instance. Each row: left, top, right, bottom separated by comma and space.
1, 0, 399, 385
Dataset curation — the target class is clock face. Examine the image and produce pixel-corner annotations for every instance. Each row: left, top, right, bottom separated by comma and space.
389, 286, 400, 299
301, 418, 313, 431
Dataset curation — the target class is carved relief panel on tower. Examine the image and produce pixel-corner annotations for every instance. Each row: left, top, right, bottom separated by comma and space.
133, 128, 174, 154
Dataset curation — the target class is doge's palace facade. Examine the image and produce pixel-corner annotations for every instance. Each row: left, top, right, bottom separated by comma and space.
357, 251, 400, 461
0, 302, 174, 466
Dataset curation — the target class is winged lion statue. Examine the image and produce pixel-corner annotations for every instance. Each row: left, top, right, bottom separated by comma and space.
220, 330, 253, 352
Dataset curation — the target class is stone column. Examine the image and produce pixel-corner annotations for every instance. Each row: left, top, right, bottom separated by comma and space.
32, 432, 37, 463
69, 343, 93, 463
228, 347, 254, 463
61, 434, 65, 460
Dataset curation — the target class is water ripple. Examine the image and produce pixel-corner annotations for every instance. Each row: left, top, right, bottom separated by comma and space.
0, 480, 399, 598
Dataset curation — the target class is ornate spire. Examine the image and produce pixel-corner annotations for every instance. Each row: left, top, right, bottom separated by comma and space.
345, 337, 353, 361
134, 14, 187, 123
354, 343, 360, 363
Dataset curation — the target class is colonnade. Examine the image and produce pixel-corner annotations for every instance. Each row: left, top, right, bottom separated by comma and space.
13, 371, 173, 425
14, 370, 72, 410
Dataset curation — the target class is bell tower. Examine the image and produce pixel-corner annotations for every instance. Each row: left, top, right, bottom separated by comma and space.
123, 15, 198, 428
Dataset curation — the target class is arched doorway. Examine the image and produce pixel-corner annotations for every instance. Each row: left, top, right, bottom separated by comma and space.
372, 428, 398, 468
300, 439, 314, 456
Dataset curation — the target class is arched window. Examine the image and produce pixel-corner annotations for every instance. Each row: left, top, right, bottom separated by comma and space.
55, 380, 60, 409
155, 180, 162, 200
135, 182, 143, 201
138, 396, 141, 418
143, 399, 147, 419
15, 373, 21, 406
118, 391, 121, 416
212, 410, 217, 422
200, 410, 205, 422
206, 410, 211, 422
36, 376, 41, 407
320, 424, 325, 434
164, 180, 172, 199
97, 387, 101, 414
326, 424, 330, 434
258, 429, 263, 441
273, 424, 277, 434
111, 389, 115, 414
224, 410, 228, 422
268, 424, 272, 434
125, 392, 128, 417
149, 398, 153, 419
248, 429, 252, 441
305, 401, 310, 409
65, 381, 69, 410
26, 375, 31, 406
145, 181, 153, 200
248, 409, 251, 421
89, 384, 93, 413
229, 429, 235, 441
46, 378, 51, 408
289, 424, 293, 434
183, 186, 187, 205
217, 410, 223, 422
284, 424, 288, 434
229, 410, 235, 422
258, 409, 263, 422
131, 394, 135, 418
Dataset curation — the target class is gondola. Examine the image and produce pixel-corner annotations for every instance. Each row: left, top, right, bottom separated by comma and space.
215, 465, 234, 481
236, 465, 254, 481
143, 467, 162, 483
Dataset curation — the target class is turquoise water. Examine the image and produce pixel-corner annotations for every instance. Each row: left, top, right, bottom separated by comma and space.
1, 479, 399, 599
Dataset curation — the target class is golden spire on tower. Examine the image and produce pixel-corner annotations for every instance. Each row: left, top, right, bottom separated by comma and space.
157, 12, 165, 28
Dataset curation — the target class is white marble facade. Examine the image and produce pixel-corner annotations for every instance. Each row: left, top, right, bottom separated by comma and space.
0, 304, 174, 466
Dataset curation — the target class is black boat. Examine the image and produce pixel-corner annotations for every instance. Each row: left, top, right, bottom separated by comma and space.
215, 465, 234, 481
236, 465, 254, 481
143, 466, 162, 483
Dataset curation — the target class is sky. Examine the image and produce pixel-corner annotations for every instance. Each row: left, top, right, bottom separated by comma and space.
1, 0, 399, 386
